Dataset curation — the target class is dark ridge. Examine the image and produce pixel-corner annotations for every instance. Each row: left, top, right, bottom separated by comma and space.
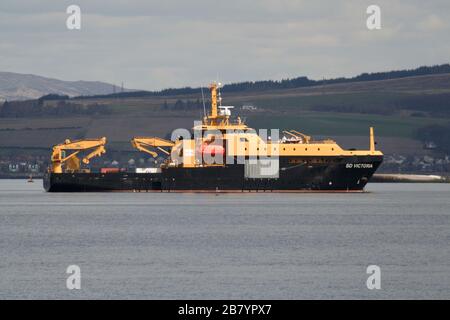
38, 94, 70, 101
70, 63, 450, 100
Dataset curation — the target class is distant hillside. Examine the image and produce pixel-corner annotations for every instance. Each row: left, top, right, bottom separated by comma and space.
0, 72, 132, 101
2, 64, 450, 157
2, 63, 449, 101
76, 63, 450, 99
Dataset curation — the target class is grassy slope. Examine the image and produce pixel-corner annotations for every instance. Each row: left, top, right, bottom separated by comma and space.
247, 112, 448, 138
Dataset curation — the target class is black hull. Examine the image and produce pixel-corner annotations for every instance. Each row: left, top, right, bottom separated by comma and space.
44, 155, 382, 192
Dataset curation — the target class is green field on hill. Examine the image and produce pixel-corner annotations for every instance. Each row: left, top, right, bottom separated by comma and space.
247, 112, 449, 138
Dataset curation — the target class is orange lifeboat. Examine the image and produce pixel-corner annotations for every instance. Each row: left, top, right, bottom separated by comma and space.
200, 144, 224, 157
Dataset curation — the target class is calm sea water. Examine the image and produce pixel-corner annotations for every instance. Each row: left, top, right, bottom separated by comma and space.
0, 180, 449, 299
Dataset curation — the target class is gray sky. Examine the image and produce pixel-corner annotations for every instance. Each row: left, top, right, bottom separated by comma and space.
1, 0, 449, 90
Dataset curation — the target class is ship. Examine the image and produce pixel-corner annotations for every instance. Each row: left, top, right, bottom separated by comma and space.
44, 82, 383, 192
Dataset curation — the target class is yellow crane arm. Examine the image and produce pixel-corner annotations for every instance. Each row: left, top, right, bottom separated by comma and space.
82, 145, 106, 164
288, 130, 311, 143
51, 137, 107, 173
131, 137, 175, 158
54, 137, 107, 151
283, 130, 302, 140
60, 150, 81, 162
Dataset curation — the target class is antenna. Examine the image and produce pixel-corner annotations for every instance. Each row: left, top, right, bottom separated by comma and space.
217, 82, 222, 107
200, 87, 206, 118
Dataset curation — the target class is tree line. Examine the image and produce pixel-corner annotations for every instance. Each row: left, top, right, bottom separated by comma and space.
0, 95, 111, 117
162, 99, 208, 111
74, 64, 450, 99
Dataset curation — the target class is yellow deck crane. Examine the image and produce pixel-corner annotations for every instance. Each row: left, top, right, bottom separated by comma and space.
289, 130, 312, 144
130, 137, 175, 158
51, 137, 107, 173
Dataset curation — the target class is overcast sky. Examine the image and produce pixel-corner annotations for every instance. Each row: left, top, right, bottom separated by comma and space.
0, 0, 449, 90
